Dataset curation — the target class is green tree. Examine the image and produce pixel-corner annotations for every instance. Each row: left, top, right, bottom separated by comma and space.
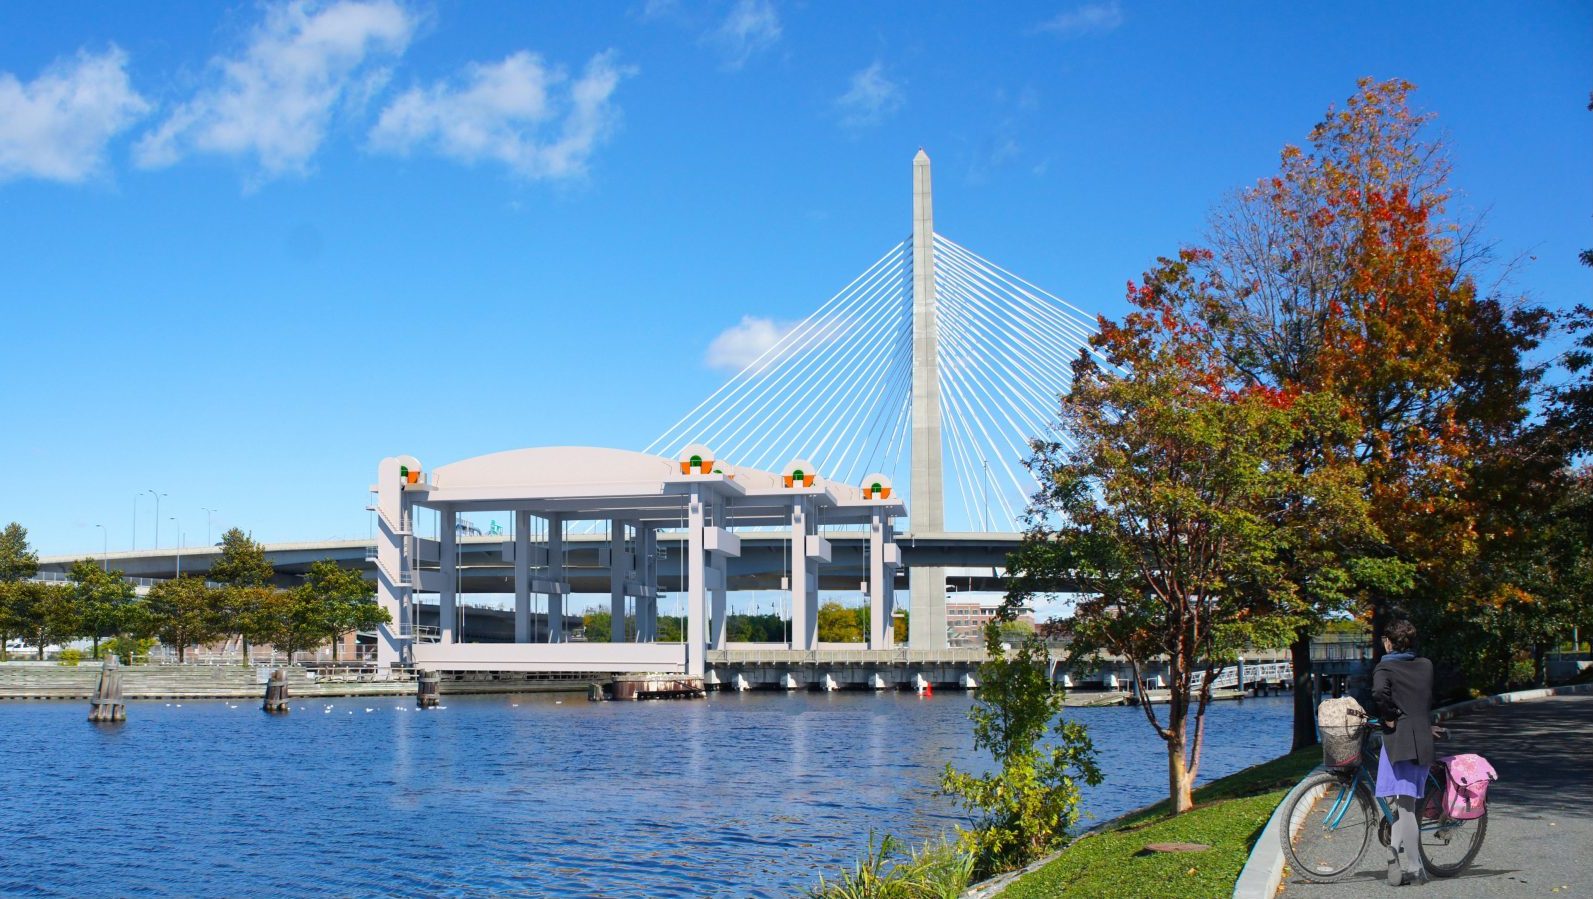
942, 622, 1101, 877
11, 581, 81, 660
68, 558, 137, 658
209, 528, 277, 664
582, 608, 613, 642
0, 581, 21, 660
301, 560, 385, 660
816, 601, 866, 643
145, 576, 225, 663
0, 522, 39, 583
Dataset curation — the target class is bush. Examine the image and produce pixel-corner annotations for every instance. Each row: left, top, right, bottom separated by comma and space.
808, 834, 975, 899
57, 648, 82, 666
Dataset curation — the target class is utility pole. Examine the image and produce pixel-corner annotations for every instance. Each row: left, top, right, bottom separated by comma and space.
147, 490, 164, 549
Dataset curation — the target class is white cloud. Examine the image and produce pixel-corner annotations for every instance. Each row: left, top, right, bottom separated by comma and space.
711, 0, 781, 70
1035, 1, 1124, 36
0, 47, 149, 183
370, 50, 632, 181
135, 0, 415, 179
707, 315, 796, 371
836, 62, 902, 129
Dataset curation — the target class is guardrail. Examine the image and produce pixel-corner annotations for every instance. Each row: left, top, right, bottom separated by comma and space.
706, 647, 988, 665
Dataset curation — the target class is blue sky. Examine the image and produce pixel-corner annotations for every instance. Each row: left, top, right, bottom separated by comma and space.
1, 0, 1588, 557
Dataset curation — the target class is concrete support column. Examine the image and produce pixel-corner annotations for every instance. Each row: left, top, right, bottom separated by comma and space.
439, 508, 457, 644
686, 488, 707, 677
609, 520, 629, 643
514, 509, 531, 643
546, 513, 565, 643
639, 527, 658, 641
709, 552, 728, 650
789, 497, 818, 651
867, 509, 894, 649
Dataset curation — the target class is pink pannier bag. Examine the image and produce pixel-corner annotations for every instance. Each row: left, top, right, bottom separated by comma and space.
1436, 754, 1497, 820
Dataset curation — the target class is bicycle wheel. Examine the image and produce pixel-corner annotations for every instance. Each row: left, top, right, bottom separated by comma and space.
1419, 774, 1487, 877
1279, 771, 1376, 883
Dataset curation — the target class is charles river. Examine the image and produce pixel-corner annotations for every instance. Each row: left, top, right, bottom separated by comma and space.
0, 692, 1292, 897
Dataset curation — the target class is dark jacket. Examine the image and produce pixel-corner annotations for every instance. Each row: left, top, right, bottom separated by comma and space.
1372, 654, 1435, 767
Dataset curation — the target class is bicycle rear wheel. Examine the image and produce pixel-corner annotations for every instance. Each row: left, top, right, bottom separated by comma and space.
1419, 774, 1487, 877
1279, 771, 1376, 883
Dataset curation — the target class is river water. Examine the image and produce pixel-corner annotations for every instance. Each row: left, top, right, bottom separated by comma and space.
0, 692, 1292, 897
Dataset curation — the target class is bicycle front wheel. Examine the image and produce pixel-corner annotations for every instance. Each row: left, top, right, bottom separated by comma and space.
1279, 771, 1376, 883
1419, 775, 1487, 877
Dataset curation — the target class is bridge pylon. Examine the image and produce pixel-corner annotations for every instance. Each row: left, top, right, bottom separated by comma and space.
909, 149, 947, 649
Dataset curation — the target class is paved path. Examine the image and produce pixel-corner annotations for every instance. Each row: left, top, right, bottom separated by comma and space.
1285, 694, 1593, 896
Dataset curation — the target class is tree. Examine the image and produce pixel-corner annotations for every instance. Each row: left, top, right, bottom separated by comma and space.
301, 560, 384, 661
1012, 259, 1367, 812
68, 558, 137, 658
0, 522, 38, 583
209, 528, 276, 664
251, 587, 325, 661
145, 576, 225, 663
1153, 79, 1549, 745
582, 608, 612, 642
10, 581, 81, 661
816, 601, 867, 642
942, 622, 1101, 876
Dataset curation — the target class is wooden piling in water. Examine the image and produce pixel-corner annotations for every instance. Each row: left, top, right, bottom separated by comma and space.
417, 669, 440, 708
88, 656, 125, 723
262, 668, 290, 713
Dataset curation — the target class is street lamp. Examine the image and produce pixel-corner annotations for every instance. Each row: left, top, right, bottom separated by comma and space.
201, 507, 217, 546
95, 524, 107, 571
147, 490, 165, 548
132, 495, 139, 551
171, 516, 181, 577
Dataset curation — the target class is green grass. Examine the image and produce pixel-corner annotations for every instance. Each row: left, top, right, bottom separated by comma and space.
1000, 747, 1320, 899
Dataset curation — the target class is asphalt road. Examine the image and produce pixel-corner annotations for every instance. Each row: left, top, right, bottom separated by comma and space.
1285, 693, 1593, 896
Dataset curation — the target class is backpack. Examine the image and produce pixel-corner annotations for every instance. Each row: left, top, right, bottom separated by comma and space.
1317, 697, 1367, 769
1437, 754, 1497, 820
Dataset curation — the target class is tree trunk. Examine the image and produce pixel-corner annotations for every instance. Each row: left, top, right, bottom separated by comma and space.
332, 633, 340, 662
178, 642, 186, 663
242, 636, 251, 666
91, 634, 101, 659
1290, 631, 1318, 750
1167, 730, 1194, 813
1533, 643, 1547, 687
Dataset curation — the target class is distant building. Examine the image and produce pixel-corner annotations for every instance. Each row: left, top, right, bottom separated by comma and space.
947, 597, 1034, 646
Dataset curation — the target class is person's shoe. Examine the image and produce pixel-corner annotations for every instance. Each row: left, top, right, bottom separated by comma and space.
1388, 859, 1407, 886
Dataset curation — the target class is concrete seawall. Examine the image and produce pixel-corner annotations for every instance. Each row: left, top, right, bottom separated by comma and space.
0, 663, 595, 700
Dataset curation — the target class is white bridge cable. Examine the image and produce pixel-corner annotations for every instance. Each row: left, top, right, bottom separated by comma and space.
712, 267, 910, 474
644, 240, 910, 458
640, 232, 1107, 532
934, 298, 1015, 528
933, 279, 1029, 527
933, 242, 1106, 372
933, 269, 1080, 447
650, 244, 909, 463
694, 253, 908, 468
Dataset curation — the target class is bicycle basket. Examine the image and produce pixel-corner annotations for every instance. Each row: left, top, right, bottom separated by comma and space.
1318, 697, 1367, 769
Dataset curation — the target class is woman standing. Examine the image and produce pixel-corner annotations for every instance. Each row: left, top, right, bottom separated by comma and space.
1372, 618, 1435, 887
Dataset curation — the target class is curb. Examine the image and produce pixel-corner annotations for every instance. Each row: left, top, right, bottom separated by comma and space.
1232, 681, 1593, 899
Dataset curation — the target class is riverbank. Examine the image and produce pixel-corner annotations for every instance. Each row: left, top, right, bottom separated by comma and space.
973, 747, 1320, 899
0, 663, 594, 700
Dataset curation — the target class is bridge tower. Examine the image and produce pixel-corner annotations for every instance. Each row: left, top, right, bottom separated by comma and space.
908, 149, 947, 649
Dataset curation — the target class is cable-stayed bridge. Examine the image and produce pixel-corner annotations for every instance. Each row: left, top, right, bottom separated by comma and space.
36, 151, 1098, 675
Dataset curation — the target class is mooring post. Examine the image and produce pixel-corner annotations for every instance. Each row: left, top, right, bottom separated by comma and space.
262, 667, 290, 713
88, 655, 125, 723
417, 669, 440, 708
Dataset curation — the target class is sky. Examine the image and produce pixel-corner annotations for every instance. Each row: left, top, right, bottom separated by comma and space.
1, 0, 1589, 560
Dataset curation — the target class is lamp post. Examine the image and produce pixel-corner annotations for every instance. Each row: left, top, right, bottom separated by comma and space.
95, 524, 107, 571
981, 459, 990, 531
201, 507, 216, 546
147, 490, 165, 548
171, 516, 181, 577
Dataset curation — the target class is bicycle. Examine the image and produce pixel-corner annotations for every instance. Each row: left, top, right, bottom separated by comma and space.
1278, 715, 1488, 883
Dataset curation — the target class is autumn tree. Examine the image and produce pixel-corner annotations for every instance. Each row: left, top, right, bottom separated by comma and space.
1149, 79, 1549, 744
816, 601, 867, 642
145, 576, 225, 663
68, 558, 137, 658
1010, 252, 1369, 812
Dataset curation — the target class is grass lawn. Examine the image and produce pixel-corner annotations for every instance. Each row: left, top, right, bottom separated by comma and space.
1000, 747, 1320, 899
